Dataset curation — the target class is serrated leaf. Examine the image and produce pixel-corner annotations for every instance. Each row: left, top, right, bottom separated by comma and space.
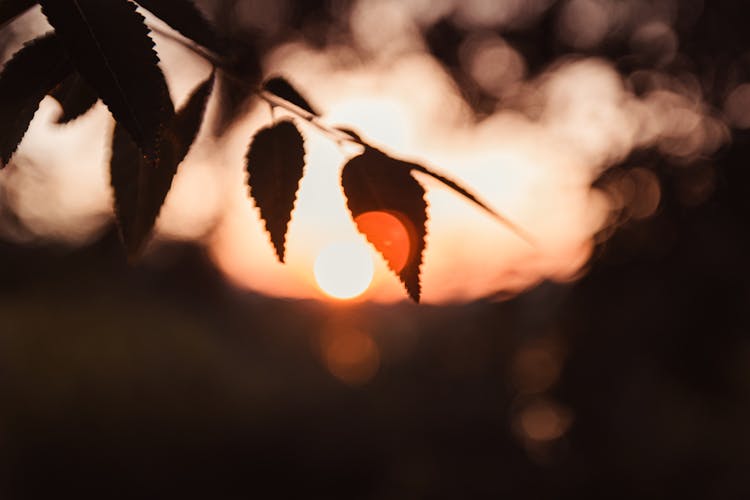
245, 120, 306, 263
341, 147, 428, 302
40, 0, 173, 160
171, 72, 214, 151
0, 0, 36, 27
0, 32, 71, 166
360, 148, 535, 246
134, 0, 222, 53
49, 72, 98, 124
111, 73, 214, 260
263, 76, 318, 116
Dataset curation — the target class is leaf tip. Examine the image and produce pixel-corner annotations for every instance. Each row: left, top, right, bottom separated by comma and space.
262, 75, 318, 116
272, 239, 287, 264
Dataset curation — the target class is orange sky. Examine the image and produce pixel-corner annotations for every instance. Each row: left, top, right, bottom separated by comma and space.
1, 3, 730, 303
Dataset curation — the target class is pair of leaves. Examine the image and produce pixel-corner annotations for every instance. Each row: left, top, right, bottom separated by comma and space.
250, 77, 504, 302
39, 0, 173, 160
0, 0, 220, 165
0, 0, 222, 258
0, 0, 522, 302
111, 73, 214, 260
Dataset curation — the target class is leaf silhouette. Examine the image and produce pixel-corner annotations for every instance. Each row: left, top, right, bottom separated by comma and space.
134, 0, 223, 53
171, 72, 214, 151
245, 120, 306, 263
334, 126, 365, 144
111, 74, 214, 260
263, 76, 318, 116
0, 0, 36, 27
341, 147, 428, 302
0, 32, 71, 166
49, 72, 98, 124
39, 0, 173, 160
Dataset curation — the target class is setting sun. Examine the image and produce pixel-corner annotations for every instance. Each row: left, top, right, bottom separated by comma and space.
314, 241, 375, 299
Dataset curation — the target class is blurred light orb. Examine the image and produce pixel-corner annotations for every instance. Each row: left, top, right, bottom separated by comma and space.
557, 0, 611, 49
462, 34, 526, 96
630, 22, 678, 66
314, 240, 374, 299
516, 399, 573, 442
320, 328, 380, 385
725, 83, 750, 129
354, 211, 411, 272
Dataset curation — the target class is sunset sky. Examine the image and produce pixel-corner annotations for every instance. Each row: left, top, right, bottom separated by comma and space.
1, 0, 732, 303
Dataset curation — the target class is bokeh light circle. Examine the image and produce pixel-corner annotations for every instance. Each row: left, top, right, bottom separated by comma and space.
314, 241, 374, 299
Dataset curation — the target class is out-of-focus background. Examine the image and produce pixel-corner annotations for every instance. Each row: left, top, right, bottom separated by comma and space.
1, 0, 750, 497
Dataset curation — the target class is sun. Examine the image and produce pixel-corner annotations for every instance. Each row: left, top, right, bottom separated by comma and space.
314, 241, 375, 299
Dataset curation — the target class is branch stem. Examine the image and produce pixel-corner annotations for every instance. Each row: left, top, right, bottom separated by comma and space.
257, 92, 364, 146
147, 20, 536, 248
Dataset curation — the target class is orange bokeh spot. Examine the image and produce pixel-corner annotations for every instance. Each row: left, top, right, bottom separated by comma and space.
354, 211, 412, 272
320, 328, 380, 386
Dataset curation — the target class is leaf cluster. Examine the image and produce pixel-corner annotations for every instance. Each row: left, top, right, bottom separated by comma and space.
0, 0, 528, 302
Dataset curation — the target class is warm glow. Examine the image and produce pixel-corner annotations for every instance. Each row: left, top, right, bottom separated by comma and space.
319, 327, 380, 385
516, 400, 573, 443
8, 3, 731, 303
354, 211, 412, 272
314, 241, 374, 299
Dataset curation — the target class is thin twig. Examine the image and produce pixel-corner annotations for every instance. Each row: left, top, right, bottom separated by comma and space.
147, 20, 536, 248
258, 92, 365, 146
148, 23, 363, 145
409, 164, 537, 247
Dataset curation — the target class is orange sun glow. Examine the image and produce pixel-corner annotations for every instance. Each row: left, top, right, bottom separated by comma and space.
353, 211, 412, 273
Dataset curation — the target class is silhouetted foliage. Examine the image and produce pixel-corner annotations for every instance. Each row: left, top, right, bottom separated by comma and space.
2, 3, 750, 498
39, 0, 173, 160
263, 76, 319, 117
0, 32, 69, 165
0, 0, 35, 28
246, 120, 306, 263
134, 0, 222, 53
0, 0, 526, 301
111, 73, 213, 260
49, 72, 98, 124
342, 147, 428, 302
